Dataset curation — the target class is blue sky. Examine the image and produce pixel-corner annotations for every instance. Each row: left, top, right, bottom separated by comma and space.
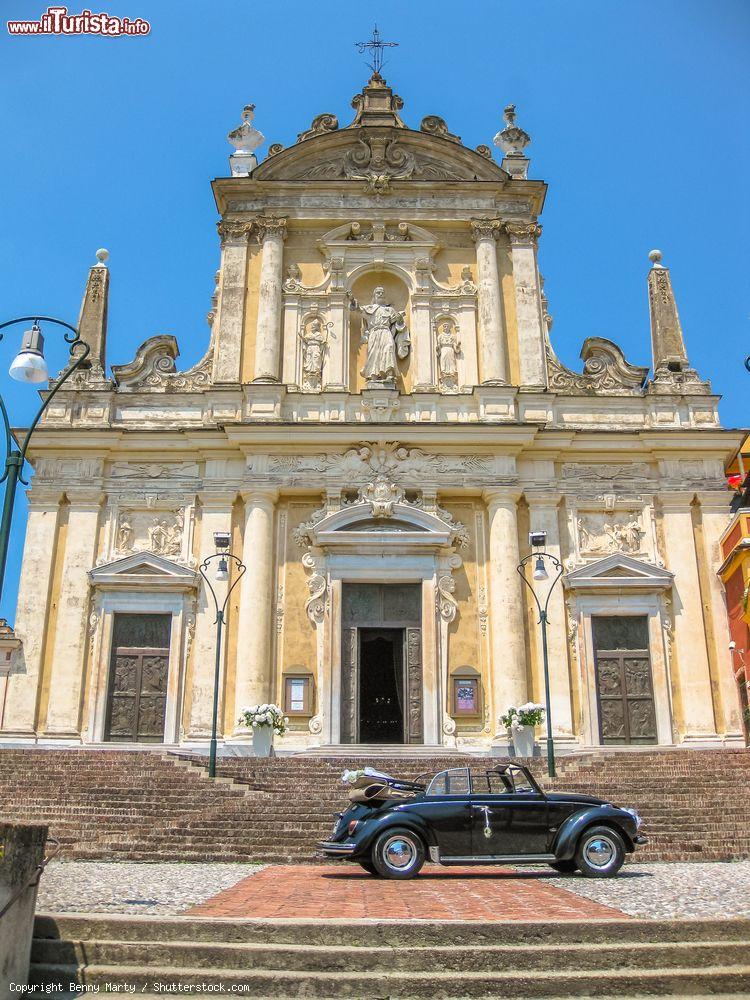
0, 0, 748, 618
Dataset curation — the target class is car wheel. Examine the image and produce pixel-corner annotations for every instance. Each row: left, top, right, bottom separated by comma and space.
549, 859, 578, 874
358, 860, 380, 876
371, 828, 426, 880
574, 825, 625, 878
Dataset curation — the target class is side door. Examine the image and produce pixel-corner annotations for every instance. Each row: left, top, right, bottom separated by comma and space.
471, 792, 550, 857
418, 768, 473, 858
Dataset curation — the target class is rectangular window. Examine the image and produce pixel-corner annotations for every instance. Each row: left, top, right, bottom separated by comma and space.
452, 676, 479, 716
284, 675, 311, 715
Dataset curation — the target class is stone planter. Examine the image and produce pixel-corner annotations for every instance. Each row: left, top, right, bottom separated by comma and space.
252, 724, 274, 757
512, 725, 535, 758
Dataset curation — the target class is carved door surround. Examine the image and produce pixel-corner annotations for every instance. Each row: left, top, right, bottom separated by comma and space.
295, 489, 466, 745
87, 552, 198, 744
564, 553, 675, 747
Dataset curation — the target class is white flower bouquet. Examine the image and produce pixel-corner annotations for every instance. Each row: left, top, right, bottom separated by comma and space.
239, 703, 289, 736
501, 702, 545, 732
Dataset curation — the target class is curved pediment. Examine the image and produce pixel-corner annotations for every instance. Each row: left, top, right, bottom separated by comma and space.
254, 127, 507, 187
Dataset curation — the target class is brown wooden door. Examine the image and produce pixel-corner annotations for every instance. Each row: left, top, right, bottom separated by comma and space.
593, 616, 657, 745
104, 614, 171, 743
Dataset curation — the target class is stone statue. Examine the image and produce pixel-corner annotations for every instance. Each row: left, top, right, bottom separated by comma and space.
349, 286, 410, 387
436, 322, 460, 389
116, 514, 133, 553
299, 318, 328, 390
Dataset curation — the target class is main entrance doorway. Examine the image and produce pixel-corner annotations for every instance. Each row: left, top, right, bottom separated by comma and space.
104, 613, 171, 743
341, 583, 422, 744
592, 615, 657, 745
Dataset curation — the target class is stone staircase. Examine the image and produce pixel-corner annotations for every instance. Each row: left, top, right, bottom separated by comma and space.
0, 747, 748, 862
29, 913, 750, 997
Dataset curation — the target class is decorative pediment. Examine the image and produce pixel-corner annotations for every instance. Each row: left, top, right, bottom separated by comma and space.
111, 335, 213, 392
89, 551, 198, 591
547, 337, 649, 396
564, 553, 673, 592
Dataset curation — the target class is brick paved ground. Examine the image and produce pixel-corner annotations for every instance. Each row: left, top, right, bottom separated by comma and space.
185, 864, 627, 920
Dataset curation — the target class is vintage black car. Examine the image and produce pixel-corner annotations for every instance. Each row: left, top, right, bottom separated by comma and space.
318, 763, 646, 879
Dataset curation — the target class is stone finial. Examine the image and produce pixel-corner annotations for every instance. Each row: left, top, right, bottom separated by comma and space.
494, 103, 531, 179
227, 103, 265, 177
348, 73, 407, 129
646, 248, 690, 375
76, 248, 110, 375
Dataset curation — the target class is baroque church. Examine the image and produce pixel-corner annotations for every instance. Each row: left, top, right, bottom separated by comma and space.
0, 70, 743, 752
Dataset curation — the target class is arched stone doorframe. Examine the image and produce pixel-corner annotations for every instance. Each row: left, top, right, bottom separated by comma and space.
294, 486, 467, 745
564, 553, 675, 747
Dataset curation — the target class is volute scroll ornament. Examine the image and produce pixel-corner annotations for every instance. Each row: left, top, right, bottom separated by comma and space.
547, 338, 648, 396
297, 113, 339, 144
419, 115, 461, 143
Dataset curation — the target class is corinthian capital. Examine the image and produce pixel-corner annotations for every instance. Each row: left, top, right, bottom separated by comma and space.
503, 221, 542, 246
470, 218, 502, 243
253, 216, 288, 243
217, 219, 255, 246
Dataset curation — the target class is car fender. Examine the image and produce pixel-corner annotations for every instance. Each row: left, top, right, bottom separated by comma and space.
351, 806, 436, 854
553, 807, 635, 860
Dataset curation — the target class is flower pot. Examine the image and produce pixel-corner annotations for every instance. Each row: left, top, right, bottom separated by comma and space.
253, 724, 274, 757
512, 725, 535, 758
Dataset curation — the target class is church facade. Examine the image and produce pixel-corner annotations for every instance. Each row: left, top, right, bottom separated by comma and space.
0, 73, 743, 752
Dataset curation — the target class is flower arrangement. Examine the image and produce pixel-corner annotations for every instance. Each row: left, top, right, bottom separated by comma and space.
501, 702, 545, 732
239, 704, 289, 736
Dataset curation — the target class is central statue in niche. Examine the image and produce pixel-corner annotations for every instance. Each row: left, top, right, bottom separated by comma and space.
350, 286, 411, 387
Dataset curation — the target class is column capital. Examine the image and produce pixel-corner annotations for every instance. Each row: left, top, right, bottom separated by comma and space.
197, 490, 238, 509
694, 490, 731, 512
503, 221, 542, 246
254, 215, 288, 243
483, 487, 522, 510
658, 490, 696, 511
217, 218, 254, 247
241, 488, 279, 508
64, 489, 105, 509
524, 491, 563, 508
470, 218, 502, 243
27, 488, 64, 510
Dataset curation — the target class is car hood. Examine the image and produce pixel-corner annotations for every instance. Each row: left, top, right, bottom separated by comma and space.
546, 792, 608, 806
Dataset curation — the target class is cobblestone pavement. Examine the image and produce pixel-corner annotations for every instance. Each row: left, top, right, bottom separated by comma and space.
37, 860, 750, 920
549, 860, 750, 920
37, 861, 263, 915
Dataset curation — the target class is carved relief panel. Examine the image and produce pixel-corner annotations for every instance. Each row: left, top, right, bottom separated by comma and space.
104, 505, 192, 565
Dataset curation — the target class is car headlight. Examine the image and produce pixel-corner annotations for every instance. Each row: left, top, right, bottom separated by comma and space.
624, 807, 642, 829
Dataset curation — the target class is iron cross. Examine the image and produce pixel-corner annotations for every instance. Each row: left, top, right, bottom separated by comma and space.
355, 24, 398, 75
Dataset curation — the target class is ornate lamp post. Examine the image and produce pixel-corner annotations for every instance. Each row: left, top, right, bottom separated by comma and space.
0, 317, 90, 601
516, 530, 564, 778
199, 531, 246, 778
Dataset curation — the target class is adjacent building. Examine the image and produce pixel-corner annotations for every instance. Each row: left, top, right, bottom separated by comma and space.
0, 72, 743, 751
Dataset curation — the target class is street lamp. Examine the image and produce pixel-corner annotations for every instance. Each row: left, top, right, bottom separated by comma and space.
517, 529, 564, 778
199, 531, 246, 778
0, 317, 90, 601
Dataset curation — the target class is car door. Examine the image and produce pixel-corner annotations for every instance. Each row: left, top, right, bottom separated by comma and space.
417, 768, 473, 858
470, 792, 550, 857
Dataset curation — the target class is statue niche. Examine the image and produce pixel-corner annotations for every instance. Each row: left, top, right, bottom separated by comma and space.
348, 273, 411, 392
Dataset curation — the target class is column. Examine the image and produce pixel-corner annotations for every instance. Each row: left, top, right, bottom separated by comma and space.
1, 491, 62, 735
233, 489, 278, 732
252, 217, 287, 383
525, 494, 574, 738
696, 491, 743, 738
659, 492, 717, 738
213, 220, 253, 384
504, 222, 547, 387
187, 493, 235, 738
471, 219, 508, 385
44, 491, 104, 736
484, 490, 527, 733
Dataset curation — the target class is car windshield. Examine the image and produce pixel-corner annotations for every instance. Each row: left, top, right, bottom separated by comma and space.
425, 768, 471, 796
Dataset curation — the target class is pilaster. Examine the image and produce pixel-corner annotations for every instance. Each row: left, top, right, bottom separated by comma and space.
504, 222, 547, 387
253, 217, 288, 383
1, 490, 63, 735
659, 491, 718, 739
471, 219, 508, 385
213, 220, 253, 384
43, 491, 104, 737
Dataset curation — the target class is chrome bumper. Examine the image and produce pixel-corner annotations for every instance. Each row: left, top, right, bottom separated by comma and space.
317, 840, 358, 855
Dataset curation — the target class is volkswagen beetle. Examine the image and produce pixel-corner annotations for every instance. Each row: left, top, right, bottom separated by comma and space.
318, 763, 646, 879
